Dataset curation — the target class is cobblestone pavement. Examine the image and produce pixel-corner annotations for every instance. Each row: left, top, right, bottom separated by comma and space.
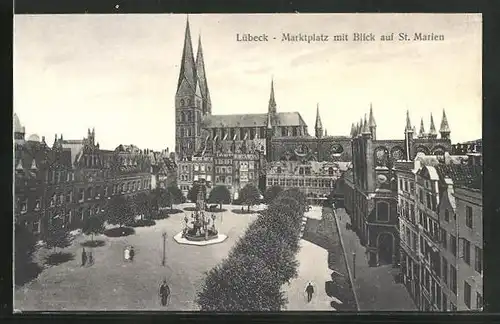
335, 208, 417, 311
15, 204, 258, 311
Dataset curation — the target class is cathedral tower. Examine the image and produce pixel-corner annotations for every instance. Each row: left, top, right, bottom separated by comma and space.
175, 17, 204, 158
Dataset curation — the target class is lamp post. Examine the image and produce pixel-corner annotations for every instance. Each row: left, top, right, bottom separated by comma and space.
162, 232, 167, 266
352, 252, 357, 279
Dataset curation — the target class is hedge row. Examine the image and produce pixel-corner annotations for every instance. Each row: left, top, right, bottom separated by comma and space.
196, 188, 307, 311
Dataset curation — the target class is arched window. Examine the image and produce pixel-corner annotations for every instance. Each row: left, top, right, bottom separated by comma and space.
277, 167, 282, 174
180, 99, 185, 107
328, 167, 334, 175
299, 167, 304, 175
377, 201, 390, 222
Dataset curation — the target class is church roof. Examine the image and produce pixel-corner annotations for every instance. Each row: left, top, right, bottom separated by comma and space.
203, 111, 306, 128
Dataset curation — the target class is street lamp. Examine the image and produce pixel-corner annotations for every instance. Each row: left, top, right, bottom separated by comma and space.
352, 252, 356, 279
162, 232, 167, 266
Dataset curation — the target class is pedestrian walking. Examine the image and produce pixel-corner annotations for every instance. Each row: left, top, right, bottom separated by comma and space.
305, 282, 315, 302
124, 246, 130, 262
81, 248, 87, 266
129, 246, 135, 262
87, 251, 94, 266
159, 278, 170, 307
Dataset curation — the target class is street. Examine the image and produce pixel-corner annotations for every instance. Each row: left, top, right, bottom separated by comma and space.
334, 208, 417, 311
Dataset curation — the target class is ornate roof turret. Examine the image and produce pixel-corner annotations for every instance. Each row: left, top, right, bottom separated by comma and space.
268, 78, 277, 114
405, 110, 413, 133
362, 114, 371, 135
418, 118, 426, 138
315, 104, 323, 138
440, 109, 450, 134
429, 113, 438, 138
350, 123, 356, 137
368, 103, 376, 127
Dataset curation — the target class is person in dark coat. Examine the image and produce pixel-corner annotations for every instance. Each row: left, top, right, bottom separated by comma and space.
129, 246, 135, 261
81, 248, 87, 266
305, 282, 314, 302
159, 278, 170, 306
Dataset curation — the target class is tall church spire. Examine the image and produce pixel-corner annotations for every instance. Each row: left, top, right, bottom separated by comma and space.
368, 103, 376, 127
196, 33, 211, 115
315, 104, 323, 138
177, 16, 197, 93
268, 78, 277, 114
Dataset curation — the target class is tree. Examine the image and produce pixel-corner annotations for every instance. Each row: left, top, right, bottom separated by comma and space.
104, 195, 134, 228
82, 214, 105, 242
278, 188, 308, 214
196, 253, 286, 311
132, 192, 151, 220
154, 187, 170, 209
239, 183, 261, 211
187, 182, 202, 204
167, 184, 184, 205
44, 220, 73, 253
230, 222, 299, 285
15, 223, 41, 285
208, 185, 231, 209
264, 185, 283, 204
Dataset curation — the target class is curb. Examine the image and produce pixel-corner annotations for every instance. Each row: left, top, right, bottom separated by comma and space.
331, 208, 360, 311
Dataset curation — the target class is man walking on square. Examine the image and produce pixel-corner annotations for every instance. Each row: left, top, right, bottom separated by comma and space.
305, 282, 315, 302
81, 248, 87, 267
159, 278, 170, 307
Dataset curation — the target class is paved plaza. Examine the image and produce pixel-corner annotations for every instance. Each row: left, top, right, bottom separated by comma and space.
15, 204, 259, 311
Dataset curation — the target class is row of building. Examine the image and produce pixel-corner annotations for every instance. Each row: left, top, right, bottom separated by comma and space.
13, 114, 178, 236
341, 107, 482, 311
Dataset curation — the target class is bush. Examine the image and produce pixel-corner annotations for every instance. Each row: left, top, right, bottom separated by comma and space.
81, 239, 106, 248
104, 227, 135, 237
127, 219, 156, 228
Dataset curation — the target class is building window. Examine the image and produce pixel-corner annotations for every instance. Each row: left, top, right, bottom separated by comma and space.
79, 188, 85, 201
475, 246, 483, 274
451, 303, 457, 311
376, 201, 389, 222
443, 293, 447, 311
419, 189, 423, 203
441, 228, 447, 249
399, 179, 403, 190
463, 238, 471, 265
66, 192, 72, 203
450, 265, 457, 294
404, 180, 408, 192
444, 209, 450, 222
477, 293, 483, 310
410, 182, 415, 193
412, 233, 417, 251
21, 199, 28, 213
450, 234, 457, 257
464, 281, 471, 309
442, 257, 448, 284
34, 199, 41, 211
466, 206, 473, 228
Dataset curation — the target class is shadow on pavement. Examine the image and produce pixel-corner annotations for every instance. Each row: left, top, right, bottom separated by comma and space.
44, 252, 75, 266
15, 262, 43, 287
104, 227, 135, 237
81, 240, 106, 248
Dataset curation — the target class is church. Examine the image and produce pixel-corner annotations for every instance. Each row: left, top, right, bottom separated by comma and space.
174, 18, 352, 200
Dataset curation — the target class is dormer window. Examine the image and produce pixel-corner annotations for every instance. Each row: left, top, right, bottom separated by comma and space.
180, 99, 185, 107
21, 199, 27, 213
34, 198, 41, 211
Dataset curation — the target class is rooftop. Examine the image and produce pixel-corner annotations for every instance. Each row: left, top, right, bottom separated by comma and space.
202, 112, 307, 128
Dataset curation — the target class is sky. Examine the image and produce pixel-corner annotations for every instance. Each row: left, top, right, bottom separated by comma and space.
14, 13, 482, 151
